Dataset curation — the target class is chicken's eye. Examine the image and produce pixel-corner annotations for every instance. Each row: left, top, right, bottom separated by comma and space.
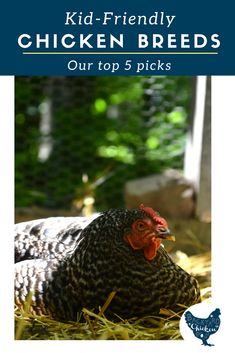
136, 221, 146, 231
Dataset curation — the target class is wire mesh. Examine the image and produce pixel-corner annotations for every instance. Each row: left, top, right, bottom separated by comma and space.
15, 76, 192, 213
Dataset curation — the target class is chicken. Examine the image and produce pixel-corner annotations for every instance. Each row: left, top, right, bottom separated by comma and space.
15, 204, 201, 321
184, 308, 221, 346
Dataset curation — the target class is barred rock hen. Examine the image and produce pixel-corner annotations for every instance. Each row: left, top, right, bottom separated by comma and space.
15, 205, 200, 321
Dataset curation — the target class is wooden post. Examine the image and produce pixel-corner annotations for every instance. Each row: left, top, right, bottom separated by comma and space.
184, 76, 211, 221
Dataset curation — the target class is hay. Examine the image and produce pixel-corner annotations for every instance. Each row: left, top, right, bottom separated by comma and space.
15, 307, 185, 340
15, 251, 211, 340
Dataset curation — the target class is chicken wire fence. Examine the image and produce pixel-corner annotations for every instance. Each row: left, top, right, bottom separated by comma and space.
15, 76, 193, 214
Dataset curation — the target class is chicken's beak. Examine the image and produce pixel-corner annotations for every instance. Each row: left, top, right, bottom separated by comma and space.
156, 228, 175, 241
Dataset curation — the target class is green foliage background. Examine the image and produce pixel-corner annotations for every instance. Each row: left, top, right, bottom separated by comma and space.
15, 76, 192, 210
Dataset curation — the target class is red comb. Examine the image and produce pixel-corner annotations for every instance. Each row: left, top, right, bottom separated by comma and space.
139, 204, 166, 226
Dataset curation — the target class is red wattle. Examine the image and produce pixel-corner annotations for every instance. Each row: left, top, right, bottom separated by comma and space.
143, 237, 161, 261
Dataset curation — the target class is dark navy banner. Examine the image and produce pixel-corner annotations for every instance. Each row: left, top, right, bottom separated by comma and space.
0, 0, 234, 75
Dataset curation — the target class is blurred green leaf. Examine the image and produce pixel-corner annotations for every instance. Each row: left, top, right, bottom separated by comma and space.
15, 76, 192, 209
168, 109, 186, 124
94, 98, 107, 113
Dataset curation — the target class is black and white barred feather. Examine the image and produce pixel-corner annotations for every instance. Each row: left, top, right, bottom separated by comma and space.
15, 209, 201, 321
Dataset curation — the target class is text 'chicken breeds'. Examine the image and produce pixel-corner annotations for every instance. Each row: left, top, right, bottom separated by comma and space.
15, 204, 201, 321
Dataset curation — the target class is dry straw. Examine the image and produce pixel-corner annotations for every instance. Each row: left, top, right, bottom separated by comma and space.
15, 251, 211, 340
